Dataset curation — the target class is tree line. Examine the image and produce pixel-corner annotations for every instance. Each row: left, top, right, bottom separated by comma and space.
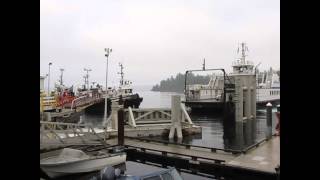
151, 73, 211, 93
151, 69, 280, 93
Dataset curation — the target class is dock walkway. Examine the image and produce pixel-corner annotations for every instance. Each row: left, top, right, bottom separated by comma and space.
108, 138, 236, 162
107, 136, 279, 173
228, 136, 280, 173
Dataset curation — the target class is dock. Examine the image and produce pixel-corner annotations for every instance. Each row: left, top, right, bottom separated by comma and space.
40, 96, 279, 179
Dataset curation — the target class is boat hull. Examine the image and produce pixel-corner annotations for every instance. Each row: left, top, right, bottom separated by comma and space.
41, 154, 126, 178
85, 94, 143, 114
184, 101, 224, 113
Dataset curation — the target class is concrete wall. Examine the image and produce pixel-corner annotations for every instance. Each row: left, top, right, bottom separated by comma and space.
234, 74, 256, 122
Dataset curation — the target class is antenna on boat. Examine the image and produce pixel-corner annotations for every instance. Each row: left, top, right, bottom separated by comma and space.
202, 58, 206, 70
237, 42, 249, 63
59, 68, 64, 86
118, 63, 124, 86
84, 68, 92, 90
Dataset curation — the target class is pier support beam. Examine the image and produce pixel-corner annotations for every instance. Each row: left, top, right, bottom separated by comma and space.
118, 109, 124, 146
251, 87, 256, 119
245, 87, 251, 119
266, 102, 273, 139
169, 95, 183, 139
44, 112, 52, 122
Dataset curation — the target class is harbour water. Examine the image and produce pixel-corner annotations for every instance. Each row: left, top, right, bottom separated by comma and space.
83, 87, 277, 151
46, 87, 278, 180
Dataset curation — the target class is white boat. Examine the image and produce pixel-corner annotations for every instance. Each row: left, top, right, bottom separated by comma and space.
256, 68, 280, 105
185, 42, 280, 111
40, 148, 126, 178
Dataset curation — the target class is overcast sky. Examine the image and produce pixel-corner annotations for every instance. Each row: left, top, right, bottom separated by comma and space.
40, 0, 279, 88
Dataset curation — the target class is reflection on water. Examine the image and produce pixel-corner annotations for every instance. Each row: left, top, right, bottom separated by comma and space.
82, 91, 275, 151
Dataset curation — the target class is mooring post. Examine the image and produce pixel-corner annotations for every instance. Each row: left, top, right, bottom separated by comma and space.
118, 108, 124, 146
266, 102, 273, 139
45, 112, 52, 122
169, 95, 183, 139
117, 96, 124, 146
111, 101, 120, 130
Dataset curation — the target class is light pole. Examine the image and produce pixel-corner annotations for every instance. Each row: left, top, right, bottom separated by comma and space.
47, 62, 52, 96
104, 48, 112, 121
84, 68, 92, 90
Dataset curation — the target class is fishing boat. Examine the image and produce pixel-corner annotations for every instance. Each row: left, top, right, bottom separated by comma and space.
85, 63, 143, 114
40, 148, 126, 178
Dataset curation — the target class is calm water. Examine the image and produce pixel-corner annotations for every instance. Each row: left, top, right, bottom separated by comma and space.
54, 88, 278, 180
83, 89, 277, 150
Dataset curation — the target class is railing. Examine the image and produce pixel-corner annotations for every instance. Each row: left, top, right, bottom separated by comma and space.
70, 95, 103, 110
40, 96, 57, 111
123, 104, 193, 128
124, 108, 172, 127
232, 60, 254, 66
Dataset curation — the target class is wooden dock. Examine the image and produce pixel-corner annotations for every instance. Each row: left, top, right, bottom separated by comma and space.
227, 136, 280, 173
105, 136, 279, 173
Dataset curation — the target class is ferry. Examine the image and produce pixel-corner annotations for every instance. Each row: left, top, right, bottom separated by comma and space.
184, 43, 280, 112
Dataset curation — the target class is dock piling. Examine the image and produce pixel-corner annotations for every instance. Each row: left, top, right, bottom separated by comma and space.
266, 102, 273, 139
118, 108, 124, 146
169, 95, 183, 139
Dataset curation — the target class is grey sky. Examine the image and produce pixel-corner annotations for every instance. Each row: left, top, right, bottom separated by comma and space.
40, 0, 280, 88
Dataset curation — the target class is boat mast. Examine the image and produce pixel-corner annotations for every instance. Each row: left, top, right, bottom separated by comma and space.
84, 68, 92, 90
59, 68, 64, 86
239, 42, 249, 63
202, 58, 206, 70
118, 63, 124, 86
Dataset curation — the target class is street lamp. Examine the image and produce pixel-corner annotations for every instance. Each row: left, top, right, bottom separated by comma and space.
104, 48, 112, 121
47, 62, 52, 96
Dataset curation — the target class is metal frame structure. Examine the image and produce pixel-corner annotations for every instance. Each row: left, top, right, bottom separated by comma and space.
184, 68, 233, 105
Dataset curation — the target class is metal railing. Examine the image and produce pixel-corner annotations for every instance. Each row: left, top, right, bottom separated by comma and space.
40, 96, 57, 111
70, 95, 103, 110
124, 104, 194, 128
